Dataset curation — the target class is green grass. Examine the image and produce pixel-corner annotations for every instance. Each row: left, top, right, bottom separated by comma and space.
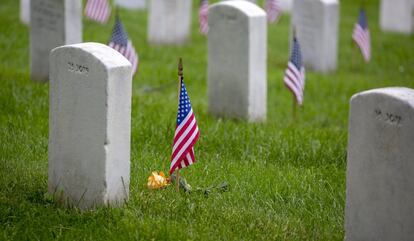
0, 0, 413, 240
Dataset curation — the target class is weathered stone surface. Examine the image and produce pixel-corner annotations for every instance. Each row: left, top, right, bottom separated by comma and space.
380, 0, 414, 34
20, 0, 30, 25
49, 43, 132, 210
115, 0, 146, 10
148, 0, 192, 45
208, 1, 267, 122
30, 0, 82, 81
345, 87, 414, 241
291, 0, 339, 73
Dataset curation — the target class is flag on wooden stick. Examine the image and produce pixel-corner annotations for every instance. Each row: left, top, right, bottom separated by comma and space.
84, 0, 111, 24
284, 37, 305, 106
108, 16, 139, 75
170, 60, 200, 175
265, 0, 281, 23
199, 0, 209, 34
352, 8, 371, 62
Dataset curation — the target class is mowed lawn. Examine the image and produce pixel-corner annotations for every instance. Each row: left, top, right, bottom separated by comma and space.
0, 0, 413, 240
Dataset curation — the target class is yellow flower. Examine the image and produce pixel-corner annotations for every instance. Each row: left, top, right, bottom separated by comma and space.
147, 171, 169, 189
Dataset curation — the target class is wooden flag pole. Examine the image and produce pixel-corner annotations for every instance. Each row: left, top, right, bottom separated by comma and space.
291, 26, 298, 122
175, 58, 183, 192
292, 95, 297, 121
293, 25, 297, 40
361, 0, 366, 9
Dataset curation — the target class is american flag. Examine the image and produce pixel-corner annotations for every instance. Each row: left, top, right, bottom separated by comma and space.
84, 0, 111, 24
170, 78, 200, 175
265, 0, 281, 23
284, 37, 305, 105
352, 8, 371, 62
108, 16, 138, 75
199, 0, 209, 34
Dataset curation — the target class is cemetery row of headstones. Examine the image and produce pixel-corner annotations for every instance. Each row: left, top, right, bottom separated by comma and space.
21, 0, 147, 25
21, 0, 414, 33
47, 38, 414, 241
22, 0, 336, 84
46, 1, 266, 209
46, 0, 267, 210
20, 0, 414, 240
25, 0, 414, 82
11, 0, 414, 237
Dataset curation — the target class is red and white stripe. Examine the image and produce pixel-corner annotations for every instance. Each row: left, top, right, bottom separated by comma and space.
266, 0, 281, 23
284, 62, 305, 105
352, 24, 371, 62
170, 108, 200, 174
84, 0, 111, 24
109, 41, 139, 75
199, 1, 209, 34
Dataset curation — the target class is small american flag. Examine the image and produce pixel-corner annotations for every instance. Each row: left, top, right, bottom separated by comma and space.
170, 78, 200, 175
84, 0, 111, 24
352, 8, 371, 62
108, 16, 139, 75
199, 0, 209, 34
265, 0, 281, 23
284, 37, 305, 105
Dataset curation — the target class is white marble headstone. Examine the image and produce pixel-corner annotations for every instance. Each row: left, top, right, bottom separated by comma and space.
115, 0, 146, 10
380, 0, 414, 34
48, 43, 132, 210
30, 0, 82, 81
208, 1, 267, 122
148, 0, 192, 45
292, 0, 339, 73
20, 0, 30, 25
345, 87, 414, 241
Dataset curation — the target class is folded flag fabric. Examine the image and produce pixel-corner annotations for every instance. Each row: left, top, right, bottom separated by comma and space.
265, 0, 281, 23
199, 0, 209, 34
170, 78, 200, 175
84, 0, 111, 24
283, 37, 305, 105
108, 16, 139, 75
352, 8, 371, 62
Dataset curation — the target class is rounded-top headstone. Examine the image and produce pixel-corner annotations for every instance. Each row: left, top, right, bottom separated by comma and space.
148, 0, 192, 45
346, 87, 414, 241
380, 0, 414, 34
292, 0, 339, 73
30, 0, 82, 81
49, 43, 132, 210
212, 0, 265, 18
208, 0, 267, 122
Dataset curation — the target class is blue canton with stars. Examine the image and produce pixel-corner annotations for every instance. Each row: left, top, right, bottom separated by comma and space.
109, 16, 128, 47
177, 79, 193, 126
358, 8, 368, 30
290, 38, 303, 70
